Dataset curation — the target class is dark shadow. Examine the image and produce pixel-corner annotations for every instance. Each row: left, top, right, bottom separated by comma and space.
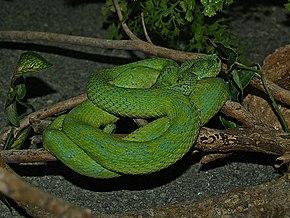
114, 117, 138, 134
282, 13, 290, 28
231, 0, 286, 8
0, 41, 138, 66
25, 77, 56, 98
64, 0, 103, 6
222, 0, 288, 23
3, 197, 32, 218
11, 150, 280, 192
11, 150, 197, 192
199, 151, 278, 172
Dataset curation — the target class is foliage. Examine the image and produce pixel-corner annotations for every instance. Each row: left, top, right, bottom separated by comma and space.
212, 42, 254, 128
285, 0, 290, 10
212, 42, 288, 131
200, 0, 233, 17
4, 52, 52, 150
102, 0, 241, 54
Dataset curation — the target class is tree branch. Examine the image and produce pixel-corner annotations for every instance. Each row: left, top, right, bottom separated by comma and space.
0, 31, 288, 111
0, 31, 202, 61
221, 100, 271, 129
251, 74, 290, 106
0, 166, 96, 218
0, 96, 265, 146
1, 127, 287, 165
113, 0, 138, 40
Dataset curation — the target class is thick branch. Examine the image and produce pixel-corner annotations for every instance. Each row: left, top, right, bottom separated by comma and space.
0, 31, 202, 61
0, 148, 56, 163
0, 167, 96, 218
196, 127, 287, 155
113, 0, 138, 40
251, 74, 290, 106
1, 127, 288, 164
2, 152, 290, 218
1, 30, 289, 107
221, 100, 271, 129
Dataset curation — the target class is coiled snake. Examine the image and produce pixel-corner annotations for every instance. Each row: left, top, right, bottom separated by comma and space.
43, 55, 229, 178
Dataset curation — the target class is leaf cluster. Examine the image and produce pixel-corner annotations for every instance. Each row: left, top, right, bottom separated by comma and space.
285, 0, 290, 10
102, 0, 240, 54
4, 52, 52, 150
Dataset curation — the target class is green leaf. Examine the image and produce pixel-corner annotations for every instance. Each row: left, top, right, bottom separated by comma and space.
285, 1, 290, 10
231, 70, 243, 97
4, 128, 15, 150
220, 115, 237, 128
104, 0, 241, 57
210, 42, 253, 102
4, 52, 52, 127
9, 126, 31, 150
200, 0, 233, 17
16, 99, 35, 113
212, 41, 237, 71
229, 69, 255, 102
15, 52, 52, 75
14, 77, 26, 100
5, 87, 16, 107
4, 101, 20, 127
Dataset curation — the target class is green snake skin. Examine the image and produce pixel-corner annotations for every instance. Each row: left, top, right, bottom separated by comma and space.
43, 55, 229, 178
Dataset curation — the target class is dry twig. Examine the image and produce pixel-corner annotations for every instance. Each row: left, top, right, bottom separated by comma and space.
141, 12, 153, 44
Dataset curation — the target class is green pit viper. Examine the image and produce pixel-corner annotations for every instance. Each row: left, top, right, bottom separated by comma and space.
43, 55, 229, 179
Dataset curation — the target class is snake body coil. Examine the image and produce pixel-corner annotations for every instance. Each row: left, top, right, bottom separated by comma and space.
43, 55, 229, 178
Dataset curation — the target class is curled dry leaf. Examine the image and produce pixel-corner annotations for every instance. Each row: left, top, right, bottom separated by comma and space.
275, 152, 290, 169
243, 44, 290, 130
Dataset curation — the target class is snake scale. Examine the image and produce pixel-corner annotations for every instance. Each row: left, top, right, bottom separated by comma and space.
43, 55, 229, 178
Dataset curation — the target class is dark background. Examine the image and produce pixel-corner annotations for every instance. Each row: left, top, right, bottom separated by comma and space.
0, 0, 289, 217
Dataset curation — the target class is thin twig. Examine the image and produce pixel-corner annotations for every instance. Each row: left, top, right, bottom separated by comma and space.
259, 71, 289, 132
113, 0, 139, 40
141, 12, 153, 44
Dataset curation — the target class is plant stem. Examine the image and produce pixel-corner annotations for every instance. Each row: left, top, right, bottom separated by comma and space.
259, 70, 290, 132
236, 62, 289, 132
